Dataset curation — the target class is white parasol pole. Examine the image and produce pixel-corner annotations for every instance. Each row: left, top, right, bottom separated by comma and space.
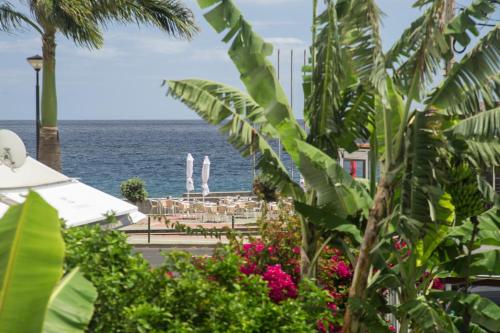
186, 153, 194, 215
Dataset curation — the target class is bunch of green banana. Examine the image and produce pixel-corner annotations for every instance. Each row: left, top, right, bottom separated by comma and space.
445, 162, 487, 223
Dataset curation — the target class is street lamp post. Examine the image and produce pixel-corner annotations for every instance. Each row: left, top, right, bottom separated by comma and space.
26, 55, 43, 160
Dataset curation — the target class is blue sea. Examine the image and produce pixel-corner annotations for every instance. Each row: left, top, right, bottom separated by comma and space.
0, 120, 296, 197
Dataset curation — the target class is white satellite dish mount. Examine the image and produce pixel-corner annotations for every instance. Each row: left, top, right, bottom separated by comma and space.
0, 129, 27, 169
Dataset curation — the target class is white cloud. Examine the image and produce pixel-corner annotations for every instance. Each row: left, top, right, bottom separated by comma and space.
190, 48, 229, 62
74, 47, 122, 59
189, 0, 297, 5
0, 37, 40, 54
238, 0, 296, 4
136, 37, 189, 55
253, 20, 296, 28
62, 35, 190, 60
265, 37, 306, 49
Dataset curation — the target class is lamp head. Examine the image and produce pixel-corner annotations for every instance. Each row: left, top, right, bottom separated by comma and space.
27, 54, 43, 71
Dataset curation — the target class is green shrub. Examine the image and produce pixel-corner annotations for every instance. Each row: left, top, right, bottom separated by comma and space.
63, 226, 333, 332
120, 177, 148, 203
63, 225, 163, 332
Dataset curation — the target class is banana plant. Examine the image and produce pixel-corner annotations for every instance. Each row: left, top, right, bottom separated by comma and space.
0, 191, 97, 332
343, 0, 500, 331
166, 0, 386, 276
166, 0, 499, 331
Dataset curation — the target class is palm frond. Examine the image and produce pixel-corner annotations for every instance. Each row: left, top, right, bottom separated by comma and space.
33, 0, 198, 48
428, 26, 500, 114
198, 0, 305, 163
31, 0, 104, 48
90, 0, 198, 39
0, 1, 41, 34
166, 79, 303, 198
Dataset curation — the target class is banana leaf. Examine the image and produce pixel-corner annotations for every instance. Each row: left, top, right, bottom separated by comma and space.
296, 140, 372, 218
0, 191, 64, 333
197, 0, 305, 163
43, 268, 97, 333
442, 249, 500, 276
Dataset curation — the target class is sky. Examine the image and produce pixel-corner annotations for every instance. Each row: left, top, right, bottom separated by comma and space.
0, 0, 483, 120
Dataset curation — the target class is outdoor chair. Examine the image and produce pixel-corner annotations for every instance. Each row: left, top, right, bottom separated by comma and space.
149, 199, 163, 215
160, 199, 177, 215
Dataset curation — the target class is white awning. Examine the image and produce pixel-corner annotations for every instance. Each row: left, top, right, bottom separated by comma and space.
0, 202, 9, 218
0, 158, 145, 227
0, 157, 69, 189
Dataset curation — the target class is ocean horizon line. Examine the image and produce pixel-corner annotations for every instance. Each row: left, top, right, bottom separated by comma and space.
1, 118, 306, 122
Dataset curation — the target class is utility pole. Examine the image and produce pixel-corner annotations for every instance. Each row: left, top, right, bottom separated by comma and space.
445, 0, 455, 76
290, 49, 294, 180
277, 49, 281, 160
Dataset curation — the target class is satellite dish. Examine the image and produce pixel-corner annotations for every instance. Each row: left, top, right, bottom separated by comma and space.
0, 129, 27, 169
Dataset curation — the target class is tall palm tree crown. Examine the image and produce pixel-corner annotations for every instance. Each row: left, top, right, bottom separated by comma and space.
0, 0, 198, 171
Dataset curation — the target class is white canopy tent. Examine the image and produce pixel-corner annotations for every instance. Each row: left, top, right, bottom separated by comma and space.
0, 157, 145, 227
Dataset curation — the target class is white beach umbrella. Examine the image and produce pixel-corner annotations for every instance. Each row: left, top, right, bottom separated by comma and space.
201, 156, 210, 198
186, 153, 194, 203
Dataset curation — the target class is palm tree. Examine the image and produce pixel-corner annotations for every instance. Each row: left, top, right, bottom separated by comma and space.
0, 0, 197, 171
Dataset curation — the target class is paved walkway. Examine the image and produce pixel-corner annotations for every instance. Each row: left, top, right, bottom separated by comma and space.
124, 215, 256, 250
133, 247, 215, 267
127, 234, 230, 246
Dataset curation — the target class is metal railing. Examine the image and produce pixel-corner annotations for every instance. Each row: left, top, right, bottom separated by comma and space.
122, 214, 258, 244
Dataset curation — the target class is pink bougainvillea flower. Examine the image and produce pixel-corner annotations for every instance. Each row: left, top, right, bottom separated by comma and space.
389, 325, 396, 332
242, 243, 252, 252
292, 246, 301, 254
254, 242, 265, 253
394, 239, 407, 250
317, 320, 326, 332
240, 262, 257, 275
334, 261, 352, 279
262, 264, 298, 302
327, 302, 338, 312
432, 277, 445, 290
317, 319, 339, 333
329, 290, 345, 300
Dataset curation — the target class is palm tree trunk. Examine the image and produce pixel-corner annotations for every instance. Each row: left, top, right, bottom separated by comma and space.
343, 176, 390, 333
39, 27, 61, 171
